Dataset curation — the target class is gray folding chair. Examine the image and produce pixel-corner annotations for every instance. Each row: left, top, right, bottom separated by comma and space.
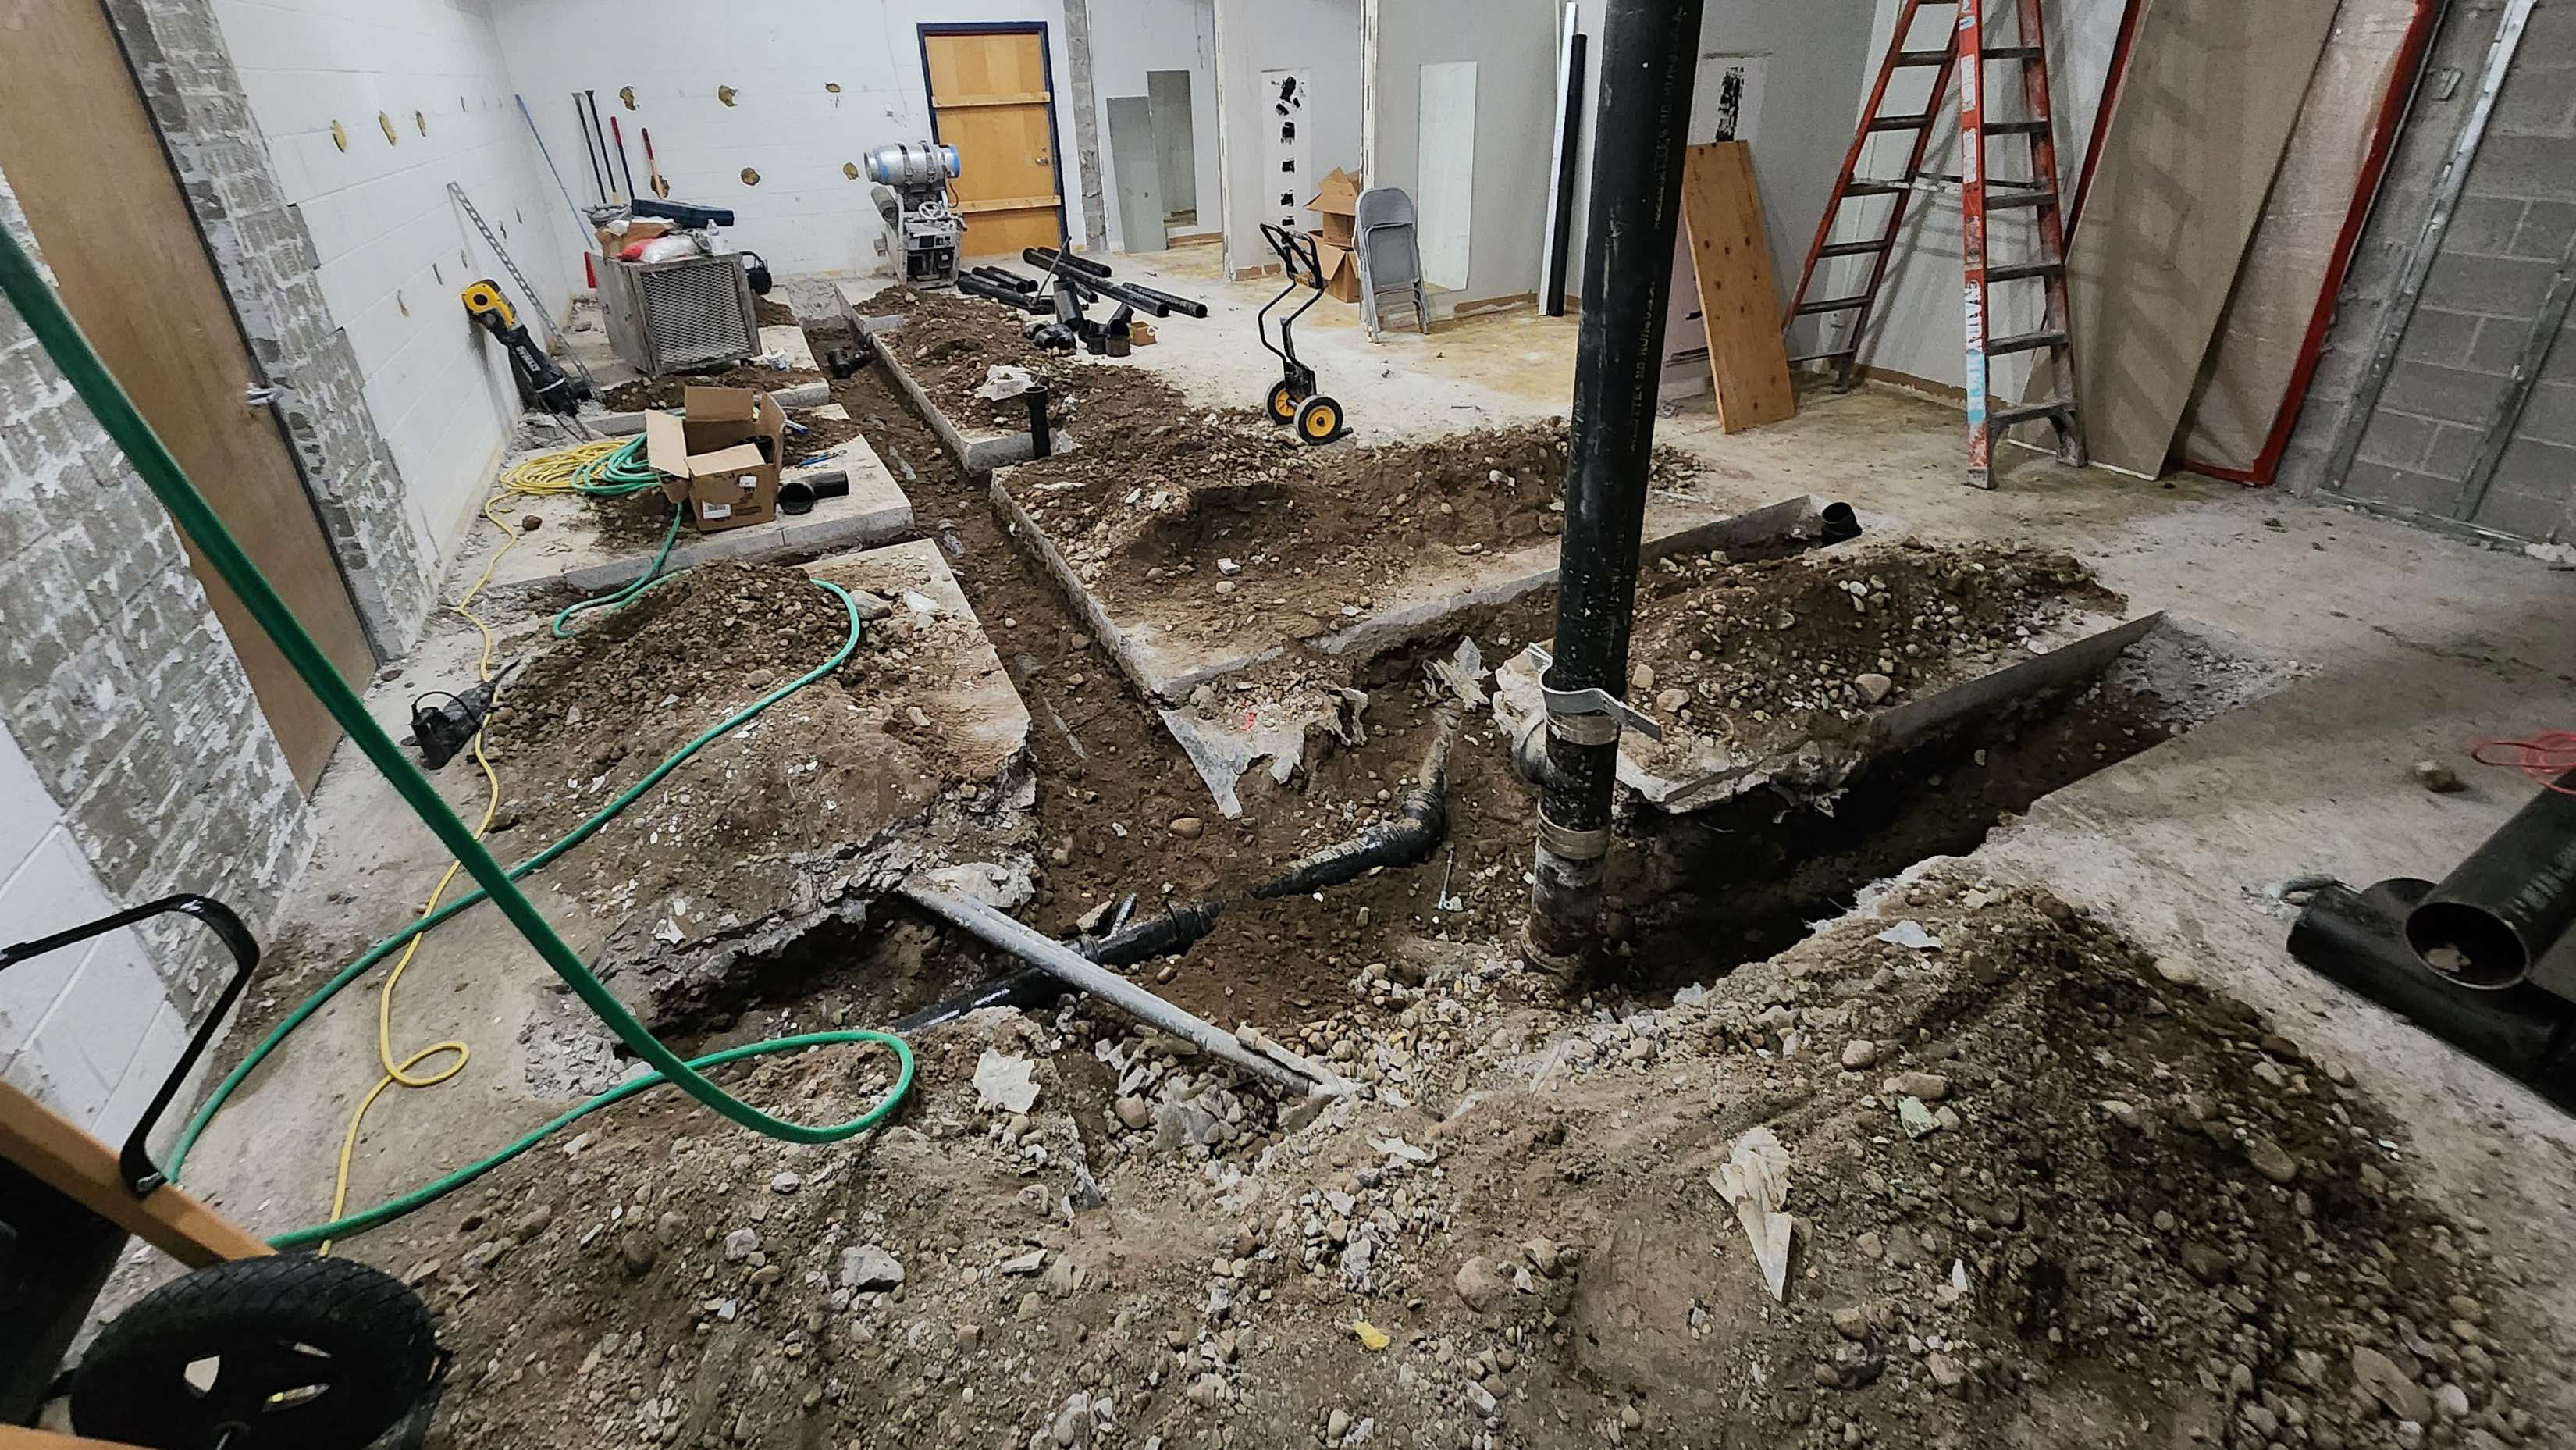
1354, 187, 1429, 339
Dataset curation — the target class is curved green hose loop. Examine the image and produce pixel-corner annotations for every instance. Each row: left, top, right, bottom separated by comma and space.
167, 578, 872, 1181
266, 1030, 913, 1249
553, 504, 683, 637
573, 434, 660, 495
0, 227, 915, 1242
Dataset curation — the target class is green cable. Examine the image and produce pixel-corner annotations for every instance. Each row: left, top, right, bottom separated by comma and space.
166, 577, 870, 1180
0, 227, 913, 1221
268, 1030, 913, 1249
553, 503, 683, 637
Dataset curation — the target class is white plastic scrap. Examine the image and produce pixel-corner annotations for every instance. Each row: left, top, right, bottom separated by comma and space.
974, 364, 1038, 401
972, 1050, 1040, 1115
1710, 1126, 1795, 1301
1369, 1135, 1435, 1164
1876, 919, 1941, 951
1425, 636, 1490, 709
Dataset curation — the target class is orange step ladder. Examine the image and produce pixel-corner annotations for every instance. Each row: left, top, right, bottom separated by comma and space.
1783, 0, 2085, 490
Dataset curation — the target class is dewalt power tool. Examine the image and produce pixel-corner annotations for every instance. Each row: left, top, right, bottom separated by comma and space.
462, 279, 586, 415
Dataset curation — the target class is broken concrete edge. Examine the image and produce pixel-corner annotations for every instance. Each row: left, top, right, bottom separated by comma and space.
586, 380, 834, 438
987, 472, 1287, 711
857, 311, 1048, 474
1311, 493, 1839, 664
470, 496, 920, 604
1490, 609, 2168, 817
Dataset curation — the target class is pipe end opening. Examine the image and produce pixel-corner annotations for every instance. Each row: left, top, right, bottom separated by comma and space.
2403, 900, 2529, 989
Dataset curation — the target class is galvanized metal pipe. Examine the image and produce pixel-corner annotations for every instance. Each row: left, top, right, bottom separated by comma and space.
1524, 0, 1706, 973
901, 883, 1323, 1096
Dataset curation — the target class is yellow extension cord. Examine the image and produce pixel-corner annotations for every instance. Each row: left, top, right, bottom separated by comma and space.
319, 444, 608, 1251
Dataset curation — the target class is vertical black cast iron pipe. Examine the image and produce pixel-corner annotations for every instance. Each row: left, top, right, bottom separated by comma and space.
1524, 0, 1705, 973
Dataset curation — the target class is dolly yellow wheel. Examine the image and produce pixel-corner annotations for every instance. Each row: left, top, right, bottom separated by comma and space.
1265, 380, 1299, 424
1295, 394, 1343, 444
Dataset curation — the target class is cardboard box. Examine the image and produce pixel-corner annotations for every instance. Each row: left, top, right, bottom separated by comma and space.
1306, 166, 1360, 247
643, 386, 785, 533
1311, 233, 1361, 304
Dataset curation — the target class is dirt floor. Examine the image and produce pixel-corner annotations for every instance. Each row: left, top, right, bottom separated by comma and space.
600, 364, 824, 414
369, 872, 2548, 1450
134, 294, 2576, 1450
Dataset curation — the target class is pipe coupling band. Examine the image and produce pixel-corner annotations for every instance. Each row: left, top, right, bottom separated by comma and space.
1535, 813, 1611, 861
1546, 709, 1624, 747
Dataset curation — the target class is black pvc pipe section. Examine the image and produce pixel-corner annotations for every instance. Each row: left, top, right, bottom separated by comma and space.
1254, 727, 1451, 900
1543, 31, 1589, 318
1525, 0, 1705, 971
2290, 878, 2576, 1107
2404, 766, 2576, 989
1821, 501, 1863, 543
1024, 245, 1112, 280
1026, 387, 1053, 459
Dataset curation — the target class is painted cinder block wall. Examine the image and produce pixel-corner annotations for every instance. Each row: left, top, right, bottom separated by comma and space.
208, 0, 576, 570
489, 0, 1100, 283
2279, 0, 2576, 545
0, 183, 311, 1136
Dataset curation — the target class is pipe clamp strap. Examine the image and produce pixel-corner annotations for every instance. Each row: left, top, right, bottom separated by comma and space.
1528, 645, 1664, 743
1536, 814, 1611, 860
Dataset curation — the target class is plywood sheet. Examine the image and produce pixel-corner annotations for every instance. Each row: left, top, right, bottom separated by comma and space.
1679, 141, 1794, 432
1108, 95, 1166, 252
2176, 0, 2422, 474
1416, 62, 1478, 292
2061, 0, 2340, 477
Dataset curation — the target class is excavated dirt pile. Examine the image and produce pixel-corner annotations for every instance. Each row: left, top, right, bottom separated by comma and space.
360, 873, 2546, 1450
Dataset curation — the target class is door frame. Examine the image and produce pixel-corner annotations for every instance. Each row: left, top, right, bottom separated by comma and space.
916, 20, 1073, 252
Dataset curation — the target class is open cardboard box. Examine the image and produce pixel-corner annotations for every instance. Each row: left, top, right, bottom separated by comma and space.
1306, 166, 1359, 248
643, 386, 785, 533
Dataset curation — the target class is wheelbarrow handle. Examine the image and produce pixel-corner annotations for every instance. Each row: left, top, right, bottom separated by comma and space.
2, 896, 260, 1197
1259, 222, 1326, 290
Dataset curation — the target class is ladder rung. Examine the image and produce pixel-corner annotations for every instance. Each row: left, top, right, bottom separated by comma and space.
1787, 347, 1859, 365
1843, 180, 1909, 197
1981, 119, 2051, 136
1867, 113, 1935, 133
1984, 328, 2066, 356
1991, 398, 2075, 428
1894, 48, 1953, 66
1983, 45, 2043, 60
1817, 240, 1891, 258
1795, 295, 1873, 316
1986, 259, 2063, 283
1986, 189, 2059, 211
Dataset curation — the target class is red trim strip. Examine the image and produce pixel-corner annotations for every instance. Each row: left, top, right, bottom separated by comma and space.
2063, 0, 2144, 236
2179, 0, 2445, 486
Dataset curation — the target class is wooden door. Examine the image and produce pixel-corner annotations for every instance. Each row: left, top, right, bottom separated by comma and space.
0, 0, 374, 789
923, 27, 1069, 258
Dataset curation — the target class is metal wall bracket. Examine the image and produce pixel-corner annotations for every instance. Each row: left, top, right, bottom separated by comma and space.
1528, 645, 1664, 743
242, 385, 283, 408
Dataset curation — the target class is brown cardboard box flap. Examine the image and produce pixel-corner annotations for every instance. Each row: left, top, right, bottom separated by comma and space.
1305, 166, 1361, 218
641, 387, 786, 533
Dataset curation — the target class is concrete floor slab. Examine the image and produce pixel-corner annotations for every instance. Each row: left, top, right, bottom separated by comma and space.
476, 428, 913, 602
1491, 605, 2165, 814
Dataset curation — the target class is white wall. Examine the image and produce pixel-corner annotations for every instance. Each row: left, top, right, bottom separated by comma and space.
1094, 0, 1221, 251
1213, 0, 1365, 275
213, 0, 573, 569
0, 727, 189, 1140
490, 0, 1096, 283
1831, 0, 2127, 396
1560, 0, 1879, 322
1366, 0, 1560, 309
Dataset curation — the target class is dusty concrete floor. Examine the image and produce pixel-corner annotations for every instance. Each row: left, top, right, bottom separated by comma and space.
150, 264, 2576, 1405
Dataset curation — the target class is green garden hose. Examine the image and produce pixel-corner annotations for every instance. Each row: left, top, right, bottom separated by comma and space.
0, 226, 915, 1246
552, 504, 683, 637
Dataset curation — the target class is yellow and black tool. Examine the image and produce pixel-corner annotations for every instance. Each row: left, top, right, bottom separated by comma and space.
462, 280, 585, 415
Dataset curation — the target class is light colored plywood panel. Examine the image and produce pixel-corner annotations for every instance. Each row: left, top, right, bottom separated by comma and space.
0, 0, 370, 786
1147, 69, 1198, 218
926, 30, 1051, 101
1416, 61, 1477, 293
1679, 141, 1794, 432
2061, 0, 2341, 477
962, 208, 1069, 258
938, 102, 1062, 210
2175, 0, 2421, 474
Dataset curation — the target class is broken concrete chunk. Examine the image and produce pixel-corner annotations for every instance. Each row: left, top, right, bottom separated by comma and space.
1876, 919, 1941, 951
1453, 1256, 1507, 1313
1898, 1097, 1941, 1138
973, 1050, 1041, 1115
840, 1244, 905, 1291
2350, 1345, 2432, 1423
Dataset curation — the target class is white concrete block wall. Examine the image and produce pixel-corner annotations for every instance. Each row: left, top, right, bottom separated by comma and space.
489, 0, 1095, 283
211, 0, 575, 568
0, 725, 191, 1142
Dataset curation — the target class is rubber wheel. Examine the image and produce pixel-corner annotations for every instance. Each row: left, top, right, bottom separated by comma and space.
1265, 379, 1300, 425
72, 1255, 437, 1450
1296, 394, 1343, 444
